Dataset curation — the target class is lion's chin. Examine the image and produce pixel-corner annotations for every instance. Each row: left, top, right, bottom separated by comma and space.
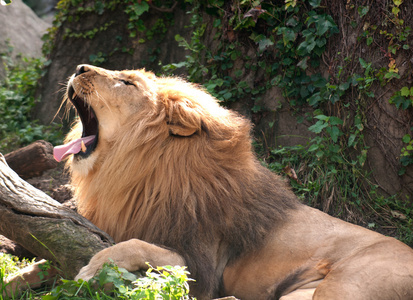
71, 154, 98, 177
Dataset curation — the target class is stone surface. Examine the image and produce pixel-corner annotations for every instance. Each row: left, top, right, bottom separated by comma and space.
0, 0, 49, 78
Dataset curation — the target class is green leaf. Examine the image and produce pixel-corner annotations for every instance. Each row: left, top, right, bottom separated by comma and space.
309, 120, 328, 133
315, 15, 336, 36
131, 1, 149, 17
308, 144, 319, 152
282, 57, 293, 65
308, 92, 322, 106
175, 34, 184, 42
328, 144, 341, 153
297, 57, 309, 70
400, 86, 411, 97
286, 17, 298, 27
279, 27, 296, 45
297, 37, 316, 56
316, 150, 324, 158
402, 134, 411, 144
94, 1, 105, 14
359, 58, 368, 69
357, 6, 369, 17
285, 0, 297, 10
389, 94, 411, 109
309, 0, 321, 8
258, 38, 274, 52
339, 82, 350, 91
348, 134, 357, 147
329, 116, 343, 126
384, 72, 401, 79
366, 36, 373, 45
223, 92, 233, 100
314, 114, 329, 121
398, 167, 407, 176
328, 126, 340, 143
392, 6, 400, 16
272, 75, 282, 85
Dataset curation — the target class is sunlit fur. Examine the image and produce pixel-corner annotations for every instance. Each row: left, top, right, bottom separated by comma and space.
65, 66, 298, 296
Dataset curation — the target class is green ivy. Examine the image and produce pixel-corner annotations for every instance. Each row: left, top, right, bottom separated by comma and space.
399, 132, 413, 175
389, 86, 413, 109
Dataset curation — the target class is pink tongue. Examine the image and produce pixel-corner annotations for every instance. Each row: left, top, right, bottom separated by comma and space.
53, 135, 96, 162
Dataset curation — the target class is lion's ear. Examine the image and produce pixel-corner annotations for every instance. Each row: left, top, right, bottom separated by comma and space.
161, 91, 202, 137
168, 123, 197, 137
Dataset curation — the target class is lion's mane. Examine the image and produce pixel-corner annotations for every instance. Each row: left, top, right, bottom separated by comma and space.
69, 75, 298, 296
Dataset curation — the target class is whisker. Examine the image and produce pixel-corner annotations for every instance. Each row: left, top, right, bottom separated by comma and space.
94, 90, 113, 115
52, 84, 70, 122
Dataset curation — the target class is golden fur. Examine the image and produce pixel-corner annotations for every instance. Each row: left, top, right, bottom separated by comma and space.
65, 65, 413, 300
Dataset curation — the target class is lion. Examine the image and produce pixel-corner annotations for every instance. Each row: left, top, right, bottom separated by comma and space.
51, 64, 413, 300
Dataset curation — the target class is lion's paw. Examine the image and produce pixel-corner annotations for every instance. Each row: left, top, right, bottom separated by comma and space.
75, 264, 98, 282
74, 244, 130, 281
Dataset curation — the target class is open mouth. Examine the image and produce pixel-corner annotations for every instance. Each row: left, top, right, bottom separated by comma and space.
68, 86, 99, 158
53, 85, 99, 162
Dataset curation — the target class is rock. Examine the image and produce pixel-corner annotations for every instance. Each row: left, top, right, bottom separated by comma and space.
0, 235, 35, 259
0, 0, 49, 79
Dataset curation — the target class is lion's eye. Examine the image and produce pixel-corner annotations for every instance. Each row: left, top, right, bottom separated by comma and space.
120, 79, 134, 86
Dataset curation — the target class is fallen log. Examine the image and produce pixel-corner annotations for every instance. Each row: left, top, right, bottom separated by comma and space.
4, 140, 58, 180
0, 154, 114, 278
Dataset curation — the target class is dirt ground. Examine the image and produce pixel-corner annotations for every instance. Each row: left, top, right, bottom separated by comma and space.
26, 163, 73, 206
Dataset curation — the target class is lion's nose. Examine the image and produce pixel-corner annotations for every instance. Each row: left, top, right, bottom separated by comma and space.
75, 65, 90, 77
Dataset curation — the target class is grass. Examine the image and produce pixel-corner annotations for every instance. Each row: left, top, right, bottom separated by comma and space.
0, 253, 38, 299
0, 257, 194, 300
